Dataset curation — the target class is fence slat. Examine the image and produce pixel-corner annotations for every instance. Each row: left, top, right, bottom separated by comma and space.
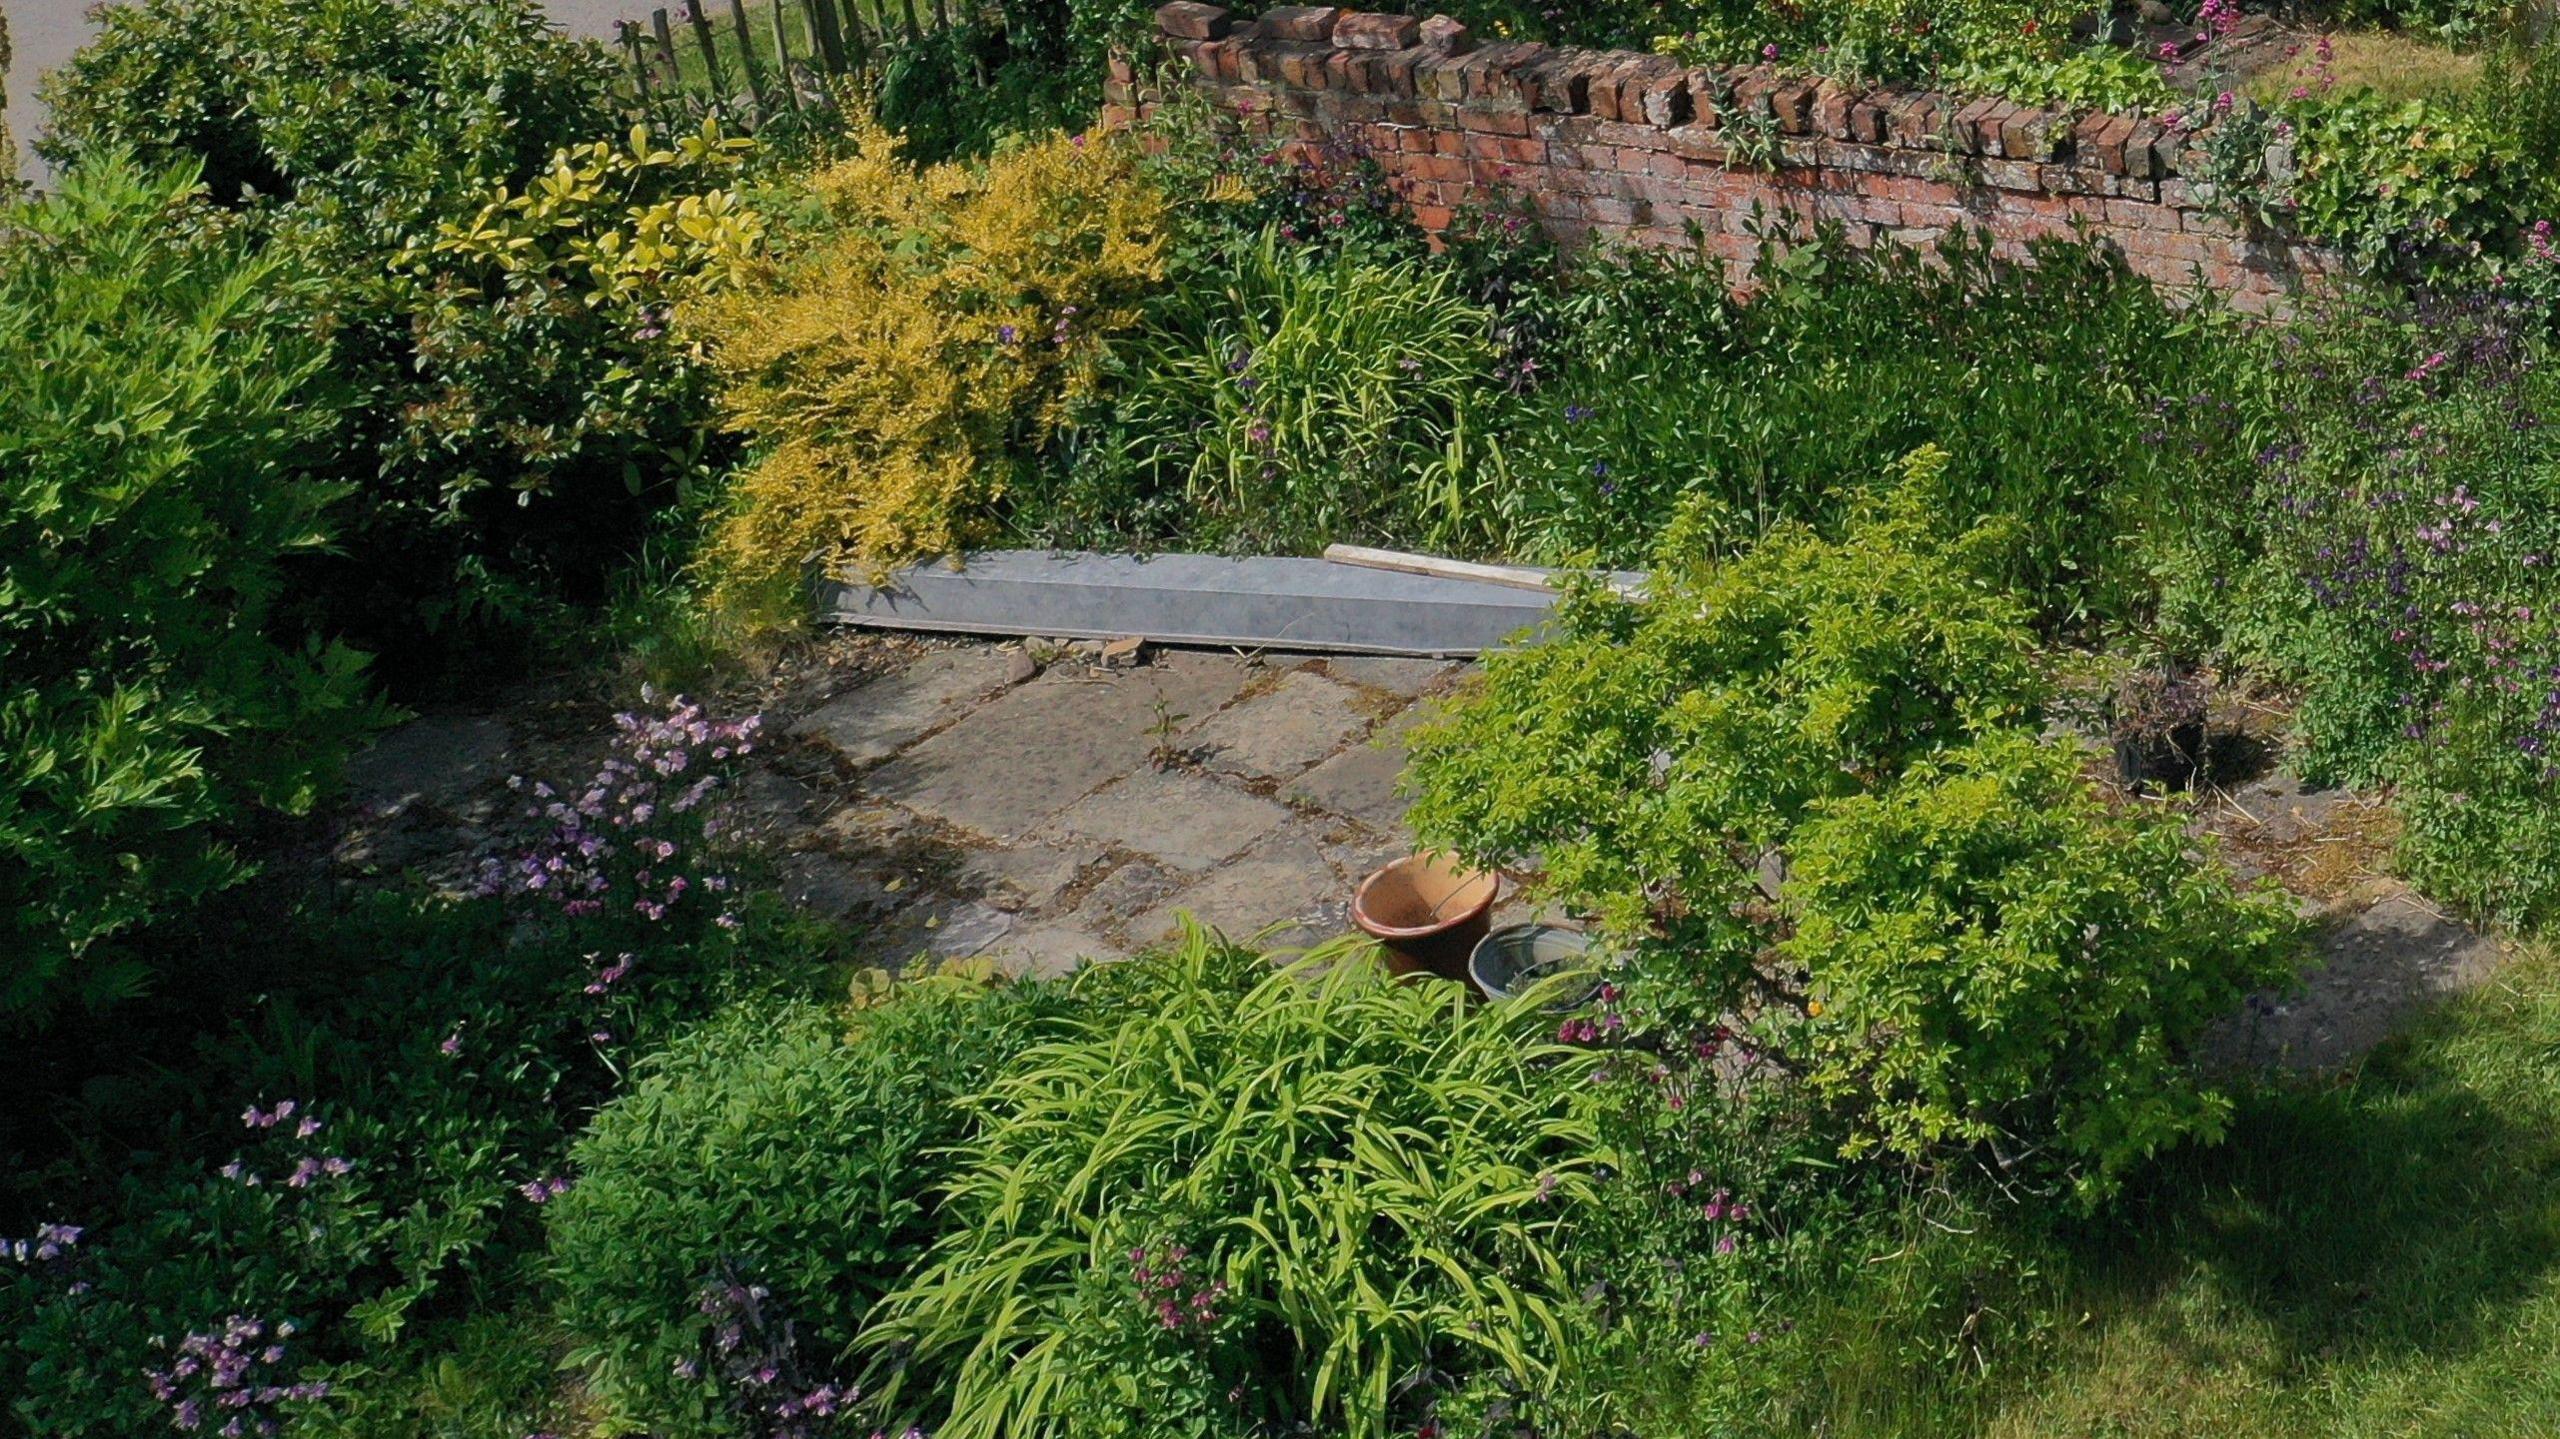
622, 22, 658, 104
808, 0, 849, 74
649, 9, 683, 88
767, 0, 801, 106
683, 1, 734, 117
725, 0, 772, 114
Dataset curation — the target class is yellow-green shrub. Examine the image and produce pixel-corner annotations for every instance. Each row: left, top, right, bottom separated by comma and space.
689, 122, 1167, 613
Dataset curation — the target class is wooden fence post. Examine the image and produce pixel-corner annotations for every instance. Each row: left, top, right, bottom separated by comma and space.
622, 21, 658, 104
683, 1, 734, 116
767, 0, 801, 105
725, 0, 772, 114
649, 9, 684, 89
808, 0, 851, 76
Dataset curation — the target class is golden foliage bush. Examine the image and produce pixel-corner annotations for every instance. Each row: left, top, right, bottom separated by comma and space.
688, 122, 1167, 611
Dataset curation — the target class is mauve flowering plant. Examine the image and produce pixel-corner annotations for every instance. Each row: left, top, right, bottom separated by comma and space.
691, 1264, 862, 1439
475, 690, 761, 934
142, 1314, 328, 1438
2257, 289, 2560, 922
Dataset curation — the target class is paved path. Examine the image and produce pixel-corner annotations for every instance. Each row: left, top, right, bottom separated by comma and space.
759, 642, 1477, 976
337, 633, 2516, 1064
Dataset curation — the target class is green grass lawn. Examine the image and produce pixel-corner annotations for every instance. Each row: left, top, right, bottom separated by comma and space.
1805, 943, 2560, 1437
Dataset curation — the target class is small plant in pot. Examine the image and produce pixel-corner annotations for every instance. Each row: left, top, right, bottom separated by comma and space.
2110, 659, 2211, 792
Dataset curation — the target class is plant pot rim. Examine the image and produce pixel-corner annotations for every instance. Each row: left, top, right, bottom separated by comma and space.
1350, 853, 1499, 940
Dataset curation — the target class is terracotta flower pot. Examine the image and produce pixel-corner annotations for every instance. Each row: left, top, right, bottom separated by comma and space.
1352, 853, 1498, 986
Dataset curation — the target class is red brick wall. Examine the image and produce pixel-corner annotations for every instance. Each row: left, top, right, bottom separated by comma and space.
1109, 3, 2340, 312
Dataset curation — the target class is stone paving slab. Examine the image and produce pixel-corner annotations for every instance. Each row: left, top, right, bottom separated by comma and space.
794, 648, 1026, 765
1189, 669, 1372, 781
1129, 825, 1347, 949
866, 658, 1248, 840
1323, 655, 1463, 697
1043, 767, 1291, 873
956, 841, 1108, 910
1283, 706, 1421, 834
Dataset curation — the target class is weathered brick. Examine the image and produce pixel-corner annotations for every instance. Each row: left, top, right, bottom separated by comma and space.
1770, 79, 1816, 134
1334, 11, 1418, 48
2122, 121, 2166, 180
1418, 15, 1472, 54
1946, 97, 1994, 154
1727, 65, 1778, 121
1259, 5, 1340, 41
1517, 50, 1590, 112
1459, 105, 1531, 136
1809, 80, 1856, 140
1463, 41, 1548, 103
1636, 63, 1693, 128
1156, 2, 1232, 40
2000, 107, 2061, 161
1846, 91, 1890, 145
1414, 50, 1468, 101
1884, 92, 1941, 148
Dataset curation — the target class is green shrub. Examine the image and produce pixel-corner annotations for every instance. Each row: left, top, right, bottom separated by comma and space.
0, 155, 382, 1022
868, 929, 1607, 1439
549, 978, 1074, 1435
1785, 732, 2301, 1199
39, 0, 613, 222
38, 0, 721, 674
1408, 455, 2045, 999
1409, 458, 2298, 1197
0, 876, 830, 1439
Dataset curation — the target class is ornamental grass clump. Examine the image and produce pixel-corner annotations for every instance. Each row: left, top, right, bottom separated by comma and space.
866, 928, 1606, 1439
689, 121, 1167, 616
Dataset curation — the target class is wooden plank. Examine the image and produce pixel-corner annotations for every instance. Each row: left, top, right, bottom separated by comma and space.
1322, 544, 1648, 600
1322, 544, 1560, 594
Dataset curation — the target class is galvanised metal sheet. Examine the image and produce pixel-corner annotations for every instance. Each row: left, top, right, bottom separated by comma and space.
815, 550, 1577, 657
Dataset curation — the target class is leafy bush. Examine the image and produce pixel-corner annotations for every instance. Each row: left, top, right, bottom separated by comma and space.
2277, 90, 2526, 272
39, 0, 740, 672
1409, 458, 2044, 983
690, 121, 1167, 615
0, 870, 834, 1439
39, 0, 613, 221
868, 929, 1606, 1439
550, 977, 1073, 1435
0, 156, 382, 1022
370, 119, 767, 628
1409, 459, 2298, 1195
1784, 732, 2300, 1197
